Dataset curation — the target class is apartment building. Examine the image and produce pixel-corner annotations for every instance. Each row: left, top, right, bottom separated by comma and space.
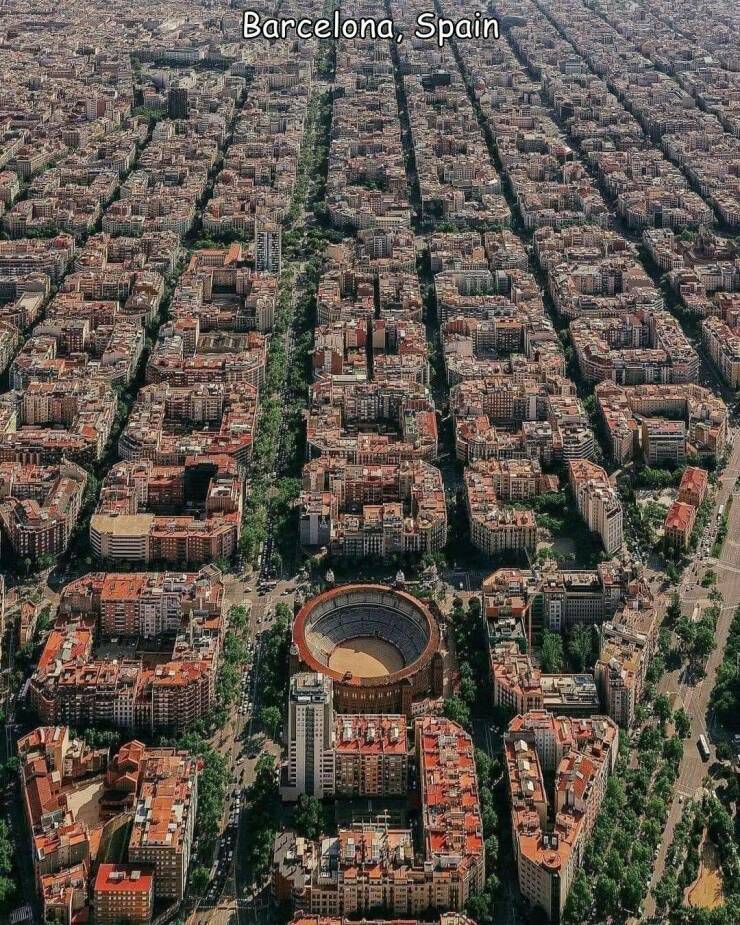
505, 711, 619, 923
255, 220, 282, 274
30, 570, 224, 733
306, 380, 438, 466
596, 381, 727, 465
491, 641, 601, 719
466, 498, 537, 557
702, 315, 740, 389
93, 864, 154, 925
0, 235, 76, 282
282, 672, 336, 801
464, 458, 559, 556
595, 590, 659, 727
0, 379, 117, 467
275, 717, 484, 916
568, 460, 623, 555
17, 726, 200, 919
678, 466, 708, 509
289, 916, 476, 925
299, 459, 447, 559
0, 460, 87, 561
664, 500, 697, 550
91, 456, 243, 565
119, 380, 257, 472
334, 714, 409, 798
128, 748, 200, 900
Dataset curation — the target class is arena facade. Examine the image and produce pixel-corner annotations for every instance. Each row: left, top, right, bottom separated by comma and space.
291, 584, 444, 715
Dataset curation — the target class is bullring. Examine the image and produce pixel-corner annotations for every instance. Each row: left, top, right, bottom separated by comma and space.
291, 584, 444, 715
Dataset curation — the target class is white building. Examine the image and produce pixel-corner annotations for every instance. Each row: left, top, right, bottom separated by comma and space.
282, 672, 336, 801
255, 220, 282, 274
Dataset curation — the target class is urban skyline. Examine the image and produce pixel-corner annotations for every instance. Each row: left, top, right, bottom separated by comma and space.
0, 1, 738, 925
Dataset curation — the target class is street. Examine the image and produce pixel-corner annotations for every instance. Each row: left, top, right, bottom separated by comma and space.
642, 434, 740, 919
187, 574, 295, 924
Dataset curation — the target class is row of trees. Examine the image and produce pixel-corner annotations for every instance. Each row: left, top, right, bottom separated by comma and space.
465, 749, 503, 924
633, 466, 687, 491
710, 605, 740, 733
216, 633, 250, 709
256, 603, 292, 738
238, 267, 294, 564
712, 498, 732, 558
0, 820, 16, 911
239, 93, 333, 574
443, 596, 490, 729
563, 688, 688, 922
242, 753, 281, 882
653, 794, 740, 924
174, 730, 230, 872
664, 590, 722, 679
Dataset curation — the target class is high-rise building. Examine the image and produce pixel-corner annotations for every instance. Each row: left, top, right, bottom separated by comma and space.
282, 672, 335, 801
255, 220, 282, 274
568, 460, 623, 555
167, 87, 189, 120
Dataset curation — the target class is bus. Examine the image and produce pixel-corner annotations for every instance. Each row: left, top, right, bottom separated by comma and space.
698, 734, 710, 761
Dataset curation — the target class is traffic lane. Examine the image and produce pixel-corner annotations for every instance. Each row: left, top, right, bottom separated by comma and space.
645, 496, 740, 914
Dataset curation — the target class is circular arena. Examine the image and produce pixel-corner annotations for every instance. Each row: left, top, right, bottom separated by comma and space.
292, 584, 443, 715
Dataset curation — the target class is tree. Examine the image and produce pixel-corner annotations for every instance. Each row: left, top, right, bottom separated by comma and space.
621, 866, 644, 914
594, 874, 620, 919
663, 736, 683, 764
293, 794, 323, 840
564, 869, 593, 924
443, 696, 471, 729
228, 605, 249, 631
484, 834, 499, 868
259, 705, 282, 739
646, 654, 665, 686
666, 561, 680, 585
666, 591, 682, 625
459, 662, 477, 706
252, 753, 278, 798
475, 748, 495, 789
567, 624, 593, 672
465, 890, 493, 925
673, 708, 691, 739
0, 819, 14, 907
693, 623, 715, 665
653, 693, 673, 727
676, 616, 697, 652
541, 628, 564, 673
190, 866, 210, 894
652, 871, 678, 912
274, 602, 293, 626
